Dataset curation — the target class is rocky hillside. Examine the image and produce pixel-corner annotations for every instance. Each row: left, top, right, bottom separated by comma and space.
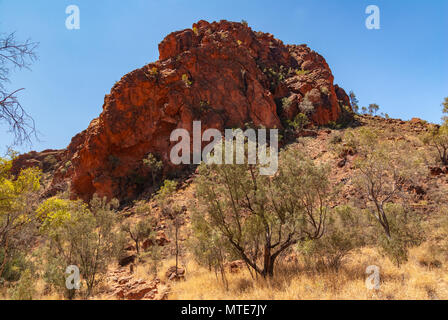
14, 20, 351, 202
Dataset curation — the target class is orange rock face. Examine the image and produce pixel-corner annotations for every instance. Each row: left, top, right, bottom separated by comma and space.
48, 20, 350, 201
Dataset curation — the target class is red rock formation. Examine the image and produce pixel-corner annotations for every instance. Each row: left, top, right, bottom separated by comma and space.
19, 20, 351, 201
11, 149, 63, 175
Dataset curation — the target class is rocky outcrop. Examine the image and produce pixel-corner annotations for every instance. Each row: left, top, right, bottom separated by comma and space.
16, 20, 351, 202
107, 268, 170, 300
11, 149, 64, 176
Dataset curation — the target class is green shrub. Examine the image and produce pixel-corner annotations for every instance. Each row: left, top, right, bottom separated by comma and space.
287, 113, 309, 132
9, 269, 35, 300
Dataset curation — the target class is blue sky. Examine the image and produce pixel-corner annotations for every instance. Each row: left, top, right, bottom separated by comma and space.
0, 0, 447, 153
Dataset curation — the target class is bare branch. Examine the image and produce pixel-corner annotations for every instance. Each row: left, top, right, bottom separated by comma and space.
0, 32, 39, 145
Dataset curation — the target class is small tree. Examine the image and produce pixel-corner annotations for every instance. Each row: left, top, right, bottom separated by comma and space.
361, 106, 368, 114
0, 164, 41, 280
297, 205, 366, 271
155, 180, 184, 277
368, 103, 380, 116
287, 113, 309, 133
353, 128, 422, 238
442, 97, 448, 115
374, 203, 424, 267
352, 128, 424, 265
39, 196, 124, 297
121, 218, 155, 254
142, 153, 163, 187
194, 147, 331, 278
422, 123, 448, 166
9, 269, 35, 300
349, 91, 359, 114
190, 207, 232, 288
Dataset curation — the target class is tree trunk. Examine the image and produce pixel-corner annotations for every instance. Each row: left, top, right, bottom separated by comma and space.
262, 245, 274, 278
175, 221, 179, 276
0, 238, 9, 280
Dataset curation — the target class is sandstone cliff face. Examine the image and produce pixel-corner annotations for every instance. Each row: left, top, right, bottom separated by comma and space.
43, 20, 350, 201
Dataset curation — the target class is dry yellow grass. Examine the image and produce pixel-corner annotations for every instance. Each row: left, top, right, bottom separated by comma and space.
169, 246, 448, 300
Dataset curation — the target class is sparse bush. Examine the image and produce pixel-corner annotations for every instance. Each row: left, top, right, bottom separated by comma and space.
142, 152, 163, 186
298, 95, 315, 115
194, 147, 332, 278
329, 133, 343, 145
190, 207, 232, 288
141, 243, 163, 276
287, 113, 309, 132
121, 218, 155, 254
295, 69, 310, 76
422, 124, 448, 165
298, 205, 366, 271
368, 103, 380, 116
156, 180, 184, 278
0, 167, 41, 281
376, 204, 424, 267
442, 97, 448, 116
349, 91, 359, 114
9, 269, 35, 300
43, 155, 57, 168
281, 97, 292, 111
352, 128, 425, 266
182, 74, 192, 87
39, 195, 124, 297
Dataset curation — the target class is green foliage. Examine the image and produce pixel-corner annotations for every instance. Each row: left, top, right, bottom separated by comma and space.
42, 252, 74, 299
329, 133, 343, 145
0, 249, 30, 282
37, 197, 73, 233
330, 129, 359, 158
337, 105, 356, 128
262, 65, 294, 89
295, 69, 310, 76
287, 113, 309, 132
9, 269, 35, 300
361, 106, 367, 114
194, 147, 332, 278
442, 97, 448, 115
320, 86, 330, 96
156, 180, 178, 204
190, 207, 232, 288
41, 195, 123, 297
298, 205, 366, 271
281, 97, 292, 111
155, 179, 184, 275
182, 74, 192, 87
349, 91, 359, 114
376, 203, 424, 267
422, 123, 448, 165
0, 167, 41, 281
121, 218, 155, 254
141, 242, 163, 276
352, 128, 425, 265
43, 155, 57, 168
145, 66, 159, 80
133, 200, 152, 216
142, 153, 163, 186
368, 103, 380, 116
0, 156, 12, 180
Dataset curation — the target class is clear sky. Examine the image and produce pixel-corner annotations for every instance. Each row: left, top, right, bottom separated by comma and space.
0, 0, 447, 153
